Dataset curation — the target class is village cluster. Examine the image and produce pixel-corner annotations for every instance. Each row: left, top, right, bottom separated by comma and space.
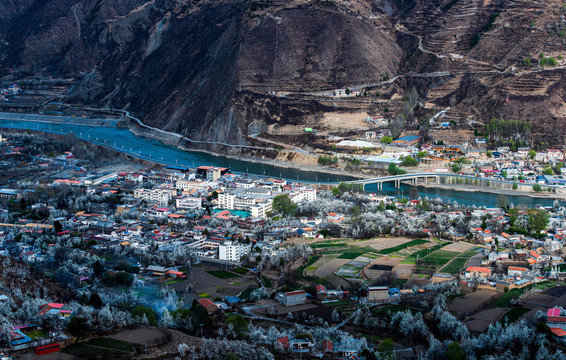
1, 131, 566, 360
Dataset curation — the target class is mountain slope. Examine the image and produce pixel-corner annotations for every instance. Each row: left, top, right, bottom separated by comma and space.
1, 0, 566, 146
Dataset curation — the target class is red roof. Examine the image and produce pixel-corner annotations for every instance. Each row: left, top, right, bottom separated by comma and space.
551, 328, 566, 337
286, 290, 306, 296
277, 336, 290, 349
316, 285, 326, 293
548, 308, 561, 317
166, 270, 183, 275
197, 298, 215, 308
530, 251, 541, 258
508, 266, 527, 272
465, 266, 491, 273
322, 339, 333, 352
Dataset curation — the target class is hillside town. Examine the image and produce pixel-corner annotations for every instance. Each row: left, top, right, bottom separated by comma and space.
1, 130, 566, 360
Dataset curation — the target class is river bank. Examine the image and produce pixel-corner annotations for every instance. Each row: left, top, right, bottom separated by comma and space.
415, 181, 566, 201
0, 116, 564, 207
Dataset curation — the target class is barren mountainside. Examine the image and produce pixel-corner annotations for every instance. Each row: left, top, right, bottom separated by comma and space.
1, 0, 566, 146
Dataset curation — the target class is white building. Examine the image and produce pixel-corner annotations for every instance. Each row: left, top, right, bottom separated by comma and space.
207, 168, 222, 181
176, 196, 202, 210
218, 188, 274, 215
218, 240, 250, 262
134, 188, 175, 205
176, 180, 214, 191
250, 201, 273, 219
288, 188, 317, 203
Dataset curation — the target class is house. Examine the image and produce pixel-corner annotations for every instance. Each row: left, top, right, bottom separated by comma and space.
37, 303, 72, 320
276, 290, 307, 306
547, 307, 566, 344
368, 286, 389, 302
277, 336, 290, 350
164, 270, 185, 278
289, 338, 314, 353
507, 266, 528, 277
464, 266, 491, 278
392, 135, 421, 147
197, 298, 219, 313
322, 339, 333, 353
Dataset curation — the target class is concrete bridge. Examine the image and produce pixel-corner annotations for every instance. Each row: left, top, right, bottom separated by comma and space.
344, 173, 441, 191
342, 172, 525, 191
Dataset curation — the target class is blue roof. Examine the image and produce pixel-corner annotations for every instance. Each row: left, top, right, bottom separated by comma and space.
225, 296, 241, 304
394, 135, 420, 142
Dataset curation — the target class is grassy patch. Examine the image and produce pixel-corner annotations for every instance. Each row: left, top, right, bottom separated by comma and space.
392, 278, 408, 286
324, 299, 353, 307
239, 287, 257, 300
495, 281, 555, 308
25, 330, 47, 340
207, 270, 241, 279
337, 252, 364, 259
233, 267, 249, 275
440, 258, 469, 274
407, 242, 449, 260
163, 278, 185, 285
421, 250, 459, 267
377, 239, 428, 255
262, 276, 273, 288
311, 241, 349, 249
298, 256, 320, 282
63, 338, 136, 357
498, 306, 530, 324
494, 288, 524, 308
198, 293, 211, 298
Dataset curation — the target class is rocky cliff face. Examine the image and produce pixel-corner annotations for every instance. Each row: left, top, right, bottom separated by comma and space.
1, 0, 566, 146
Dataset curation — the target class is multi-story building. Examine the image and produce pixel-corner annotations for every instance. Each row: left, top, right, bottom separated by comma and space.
217, 188, 273, 219
218, 240, 250, 262
250, 201, 273, 219
133, 188, 175, 205
276, 290, 307, 306
176, 196, 202, 210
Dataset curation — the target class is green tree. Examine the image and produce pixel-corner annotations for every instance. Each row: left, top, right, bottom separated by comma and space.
226, 314, 248, 339
508, 208, 518, 227
66, 317, 86, 339
381, 136, 393, 144
496, 194, 509, 209
446, 341, 466, 360
528, 149, 536, 159
501, 170, 507, 178
527, 209, 550, 234
53, 220, 63, 233
486, 150, 492, 158
543, 166, 554, 175
452, 163, 462, 174
377, 338, 395, 359
19, 197, 27, 210
89, 292, 103, 309
533, 183, 542, 192
351, 205, 362, 218
512, 182, 518, 190
401, 156, 418, 167
272, 195, 297, 216
131, 305, 158, 326
523, 58, 531, 66
92, 260, 104, 277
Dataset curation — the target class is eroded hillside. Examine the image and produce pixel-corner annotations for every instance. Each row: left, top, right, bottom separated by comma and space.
0, 0, 565, 147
